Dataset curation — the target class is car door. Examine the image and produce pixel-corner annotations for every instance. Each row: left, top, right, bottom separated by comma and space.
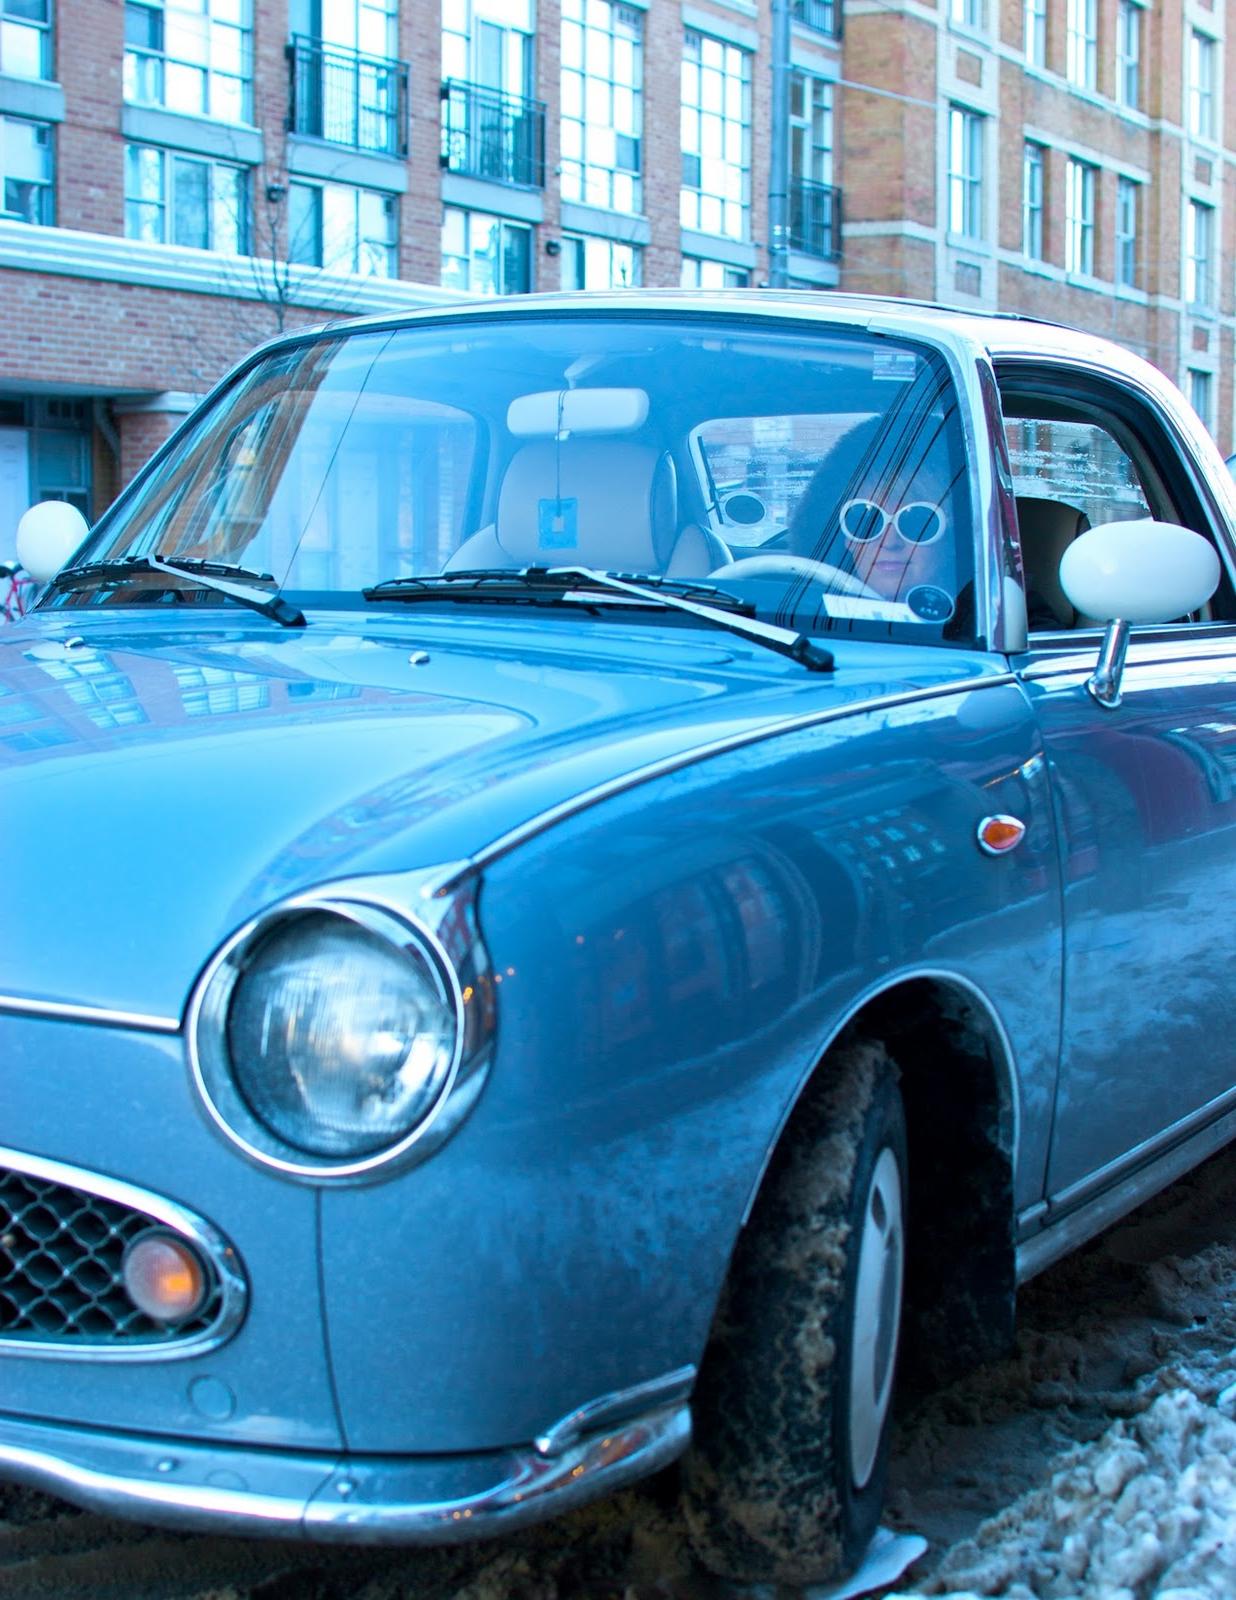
999, 358, 1236, 1210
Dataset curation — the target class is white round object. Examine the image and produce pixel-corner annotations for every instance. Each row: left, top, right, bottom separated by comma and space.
16, 500, 89, 583
1060, 519, 1220, 626
848, 1143, 904, 1491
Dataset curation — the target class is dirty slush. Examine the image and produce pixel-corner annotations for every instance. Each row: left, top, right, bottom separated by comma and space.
5, 1140, 1236, 1599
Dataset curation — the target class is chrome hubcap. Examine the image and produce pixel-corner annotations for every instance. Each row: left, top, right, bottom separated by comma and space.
848, 1145, 904, 1490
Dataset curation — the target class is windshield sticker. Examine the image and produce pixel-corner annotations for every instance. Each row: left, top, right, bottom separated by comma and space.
872, 350, 919, 383
906, 585, 955, 623
539, 498, 579, 549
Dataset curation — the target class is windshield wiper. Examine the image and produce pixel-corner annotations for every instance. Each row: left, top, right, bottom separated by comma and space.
366, 569, 753, 613
364, 566, 834, 673
46, 555, 305, 628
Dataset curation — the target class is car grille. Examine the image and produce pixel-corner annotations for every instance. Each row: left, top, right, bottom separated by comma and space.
0, 1165, 224, 1346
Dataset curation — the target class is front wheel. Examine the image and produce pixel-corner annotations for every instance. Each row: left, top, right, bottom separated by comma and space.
682, 1040, 907, 1586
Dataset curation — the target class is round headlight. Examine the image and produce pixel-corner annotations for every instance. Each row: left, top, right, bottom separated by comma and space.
224, 910, 458, 1159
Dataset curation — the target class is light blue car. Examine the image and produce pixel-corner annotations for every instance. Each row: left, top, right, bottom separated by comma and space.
1, 292, 1232, 1587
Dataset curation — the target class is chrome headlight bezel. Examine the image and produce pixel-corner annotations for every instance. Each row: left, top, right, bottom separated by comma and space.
187, 877, 491, 1183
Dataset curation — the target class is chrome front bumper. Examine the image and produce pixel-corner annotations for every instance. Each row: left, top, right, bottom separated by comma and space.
0, 1400, 691, 1542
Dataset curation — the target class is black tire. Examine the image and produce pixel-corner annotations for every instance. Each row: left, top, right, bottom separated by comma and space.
682, 1039, 908, 1586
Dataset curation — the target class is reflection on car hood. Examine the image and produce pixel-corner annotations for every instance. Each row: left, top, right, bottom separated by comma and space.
0, 609, 1000, 1016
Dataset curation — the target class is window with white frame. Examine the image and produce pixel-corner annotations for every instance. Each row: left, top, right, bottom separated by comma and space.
680, 256, 749, 287
681, 30, 750, 241
1189, 368, 1213, 432
1185, 199, 1213, 306
290, 0, 397, 59
948, 105, 984, 239
561, 233, 639, 288
124, 143, 247, 252
1188, 30, 1216, 140
1116, 0, 1140, 109
1065, 0, 1097, 90
949, 0, 983, 30
1023, 141, 1044, 260
1064, 157, 1095, 274
441, 206, 531, 293
1115, 176, 1138, 287
123, 0, 253, 123
289, 180, 396, 276
1024, 0, 1046, 67
561, 0, 641, 214
790, 70, 833, 185
1, 0, 50, 80
443, 0, 533, 102
2, 114, 51, 223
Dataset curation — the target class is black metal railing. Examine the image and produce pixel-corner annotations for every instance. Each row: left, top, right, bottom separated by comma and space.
440, 79, 546, 189
791, 0, 841, 36
288, 35, 409, 157
789, 178, 842, 261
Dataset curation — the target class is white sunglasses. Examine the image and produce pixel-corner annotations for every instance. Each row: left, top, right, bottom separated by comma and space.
839, 498, 947, 547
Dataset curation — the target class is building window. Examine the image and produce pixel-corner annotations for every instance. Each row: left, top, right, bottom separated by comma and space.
124, 144, 248, 253
123, 0, 253, 124
442, 0, 544, 189
1024, 0, 1046, 67
2, 115, 52, 224
1, 0, 50, 80
1189, 369, 1213, 432
287, 0, 406, 156
561, 233, 639, 288
1115, 176, 1137, 287
789, 71, 837, 258
947, 105, 983, 239
681, 31, 750, 242
1065, 0, 1097, 90
1116, 0, 1140, 109
288, 180, 396, 275
1185, 199, 1213, 306
1064, 157, 1095, 274
790, 0, 838, 37
681, 257, 750, 288
950, 0, 983, 29
441, 206, 530, 294
1188, 31, 1216, 141
561, 0, 641, 214
1022, 141, 1044, 260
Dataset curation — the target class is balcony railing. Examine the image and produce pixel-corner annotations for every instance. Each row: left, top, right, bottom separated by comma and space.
440, 79, 546, 190
288, 35, 409, 157
791, 0, 841, 36
789, 178, 842, 261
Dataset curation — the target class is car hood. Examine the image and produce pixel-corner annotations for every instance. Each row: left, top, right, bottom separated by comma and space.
0, 607, 1002, 1017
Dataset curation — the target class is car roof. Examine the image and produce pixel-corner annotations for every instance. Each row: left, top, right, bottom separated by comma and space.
268, 288, 1161, 401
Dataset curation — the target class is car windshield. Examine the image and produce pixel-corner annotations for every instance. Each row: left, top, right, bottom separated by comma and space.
50, 312, 977, 644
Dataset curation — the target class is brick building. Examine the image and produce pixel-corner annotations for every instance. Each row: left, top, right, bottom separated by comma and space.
0, 0, 1228, 534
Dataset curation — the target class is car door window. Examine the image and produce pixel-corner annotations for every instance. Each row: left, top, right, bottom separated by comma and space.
998, 370, 1234, 632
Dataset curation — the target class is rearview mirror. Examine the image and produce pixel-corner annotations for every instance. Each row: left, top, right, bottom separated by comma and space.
16, 501, 90, 584
1060, 519, 1220, 625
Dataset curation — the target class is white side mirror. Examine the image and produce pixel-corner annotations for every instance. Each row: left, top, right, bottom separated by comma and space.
1060, 519, 1220, 625
16, 501, 89, 584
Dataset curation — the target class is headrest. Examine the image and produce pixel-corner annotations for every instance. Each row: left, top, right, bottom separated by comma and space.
1016, 496, 1089, 629
495, 442, 677, 571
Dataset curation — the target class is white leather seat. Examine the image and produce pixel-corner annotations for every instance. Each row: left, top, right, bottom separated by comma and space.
445, 441, 729, 577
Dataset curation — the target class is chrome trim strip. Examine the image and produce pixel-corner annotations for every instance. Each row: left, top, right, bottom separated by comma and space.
0, 994, 179, 1034
0, 1401, 691, 1543
0, 1145, 247, 1362
461, 673, 1018, 878
1015, 1092, 1236, 1283
535, 1364, 696, 1456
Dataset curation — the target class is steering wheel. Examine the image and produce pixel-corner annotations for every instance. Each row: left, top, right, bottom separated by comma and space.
709, 554, 883, 601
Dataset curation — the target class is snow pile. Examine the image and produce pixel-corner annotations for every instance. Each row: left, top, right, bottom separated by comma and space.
894, 1381, 1236, 1598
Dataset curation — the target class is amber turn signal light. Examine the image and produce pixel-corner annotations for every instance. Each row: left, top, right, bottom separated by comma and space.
122, 1232, 207, 1323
